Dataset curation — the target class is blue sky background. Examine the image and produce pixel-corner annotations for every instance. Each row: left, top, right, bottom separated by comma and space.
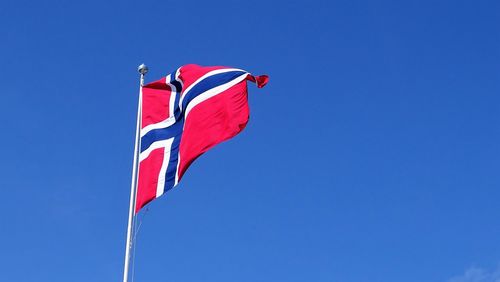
1, 0, 499, 281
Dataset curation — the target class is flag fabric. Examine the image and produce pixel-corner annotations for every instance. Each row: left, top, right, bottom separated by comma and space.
135, 64, 268, 212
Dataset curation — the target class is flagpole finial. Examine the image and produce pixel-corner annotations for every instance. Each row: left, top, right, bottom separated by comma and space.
138, 64, 148, 75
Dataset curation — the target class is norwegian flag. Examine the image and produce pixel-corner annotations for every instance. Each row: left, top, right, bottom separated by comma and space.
135, 64, 268, 212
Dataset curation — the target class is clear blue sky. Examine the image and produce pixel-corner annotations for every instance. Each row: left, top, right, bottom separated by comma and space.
1, 1, 499, 281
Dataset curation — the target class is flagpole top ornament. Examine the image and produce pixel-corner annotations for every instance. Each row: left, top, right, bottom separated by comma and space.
138, 64, 148, 75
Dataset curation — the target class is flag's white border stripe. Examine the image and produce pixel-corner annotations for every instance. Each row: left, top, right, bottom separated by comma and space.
172, 68, 184, 186
141, 116, 176, 138
139, 139, 172, 162
155, 138, 174, 198
179, 68, 245, 111
184, 73, 249, 119
166, 74, 176, 118
175, 68, 183, 90
174, 151, 181, 186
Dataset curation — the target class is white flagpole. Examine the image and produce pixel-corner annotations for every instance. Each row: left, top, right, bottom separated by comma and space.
123, 64, 148, 282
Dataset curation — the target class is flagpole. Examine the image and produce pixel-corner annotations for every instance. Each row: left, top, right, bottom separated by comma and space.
123, 63, 148, 282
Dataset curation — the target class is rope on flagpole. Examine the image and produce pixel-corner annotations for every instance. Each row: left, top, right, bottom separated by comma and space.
130, 207, 149, 282
130, 210, 139, 282
123, 64, 148, 282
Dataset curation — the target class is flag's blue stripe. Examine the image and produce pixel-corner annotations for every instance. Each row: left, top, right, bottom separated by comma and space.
181, 71, 246, 111
163, 120, 183, 191
171, 73, 182, 119
140, 121, 183, 153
